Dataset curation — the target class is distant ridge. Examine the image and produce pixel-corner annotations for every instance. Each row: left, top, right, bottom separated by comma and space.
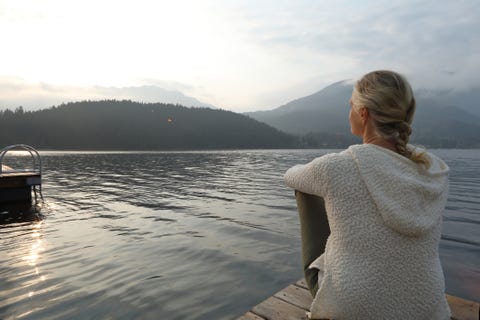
0, 81, 216, 111
246, 81, 480, 148
92, 85, 217, 109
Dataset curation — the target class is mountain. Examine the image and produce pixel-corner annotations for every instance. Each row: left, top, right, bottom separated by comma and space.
0, 80, 216, 110
412, 104, 480, 148
92, 85, 217, 109
246, 81, 353, 135
246, 82, 480, 148
415, 88, 480, 117
0, 100, 296, 150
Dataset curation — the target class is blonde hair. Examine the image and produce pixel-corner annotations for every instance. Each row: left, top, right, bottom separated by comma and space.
351, 70, 430, 167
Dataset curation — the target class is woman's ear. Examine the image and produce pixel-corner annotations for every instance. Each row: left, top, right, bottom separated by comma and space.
360, 107, 369, 121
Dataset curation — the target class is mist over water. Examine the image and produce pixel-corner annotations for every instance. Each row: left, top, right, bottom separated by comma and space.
1, 149, 478, 319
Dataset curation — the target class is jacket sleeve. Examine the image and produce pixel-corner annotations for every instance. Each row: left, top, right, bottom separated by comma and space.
284, 154, 334, 197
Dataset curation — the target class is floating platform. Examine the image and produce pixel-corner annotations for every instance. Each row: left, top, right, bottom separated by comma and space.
238, 278, 479, 320
0, 145, 42, 204
0, 172, 41, 203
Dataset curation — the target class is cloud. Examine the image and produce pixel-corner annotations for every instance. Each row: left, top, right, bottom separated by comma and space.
226, 0, 480, 92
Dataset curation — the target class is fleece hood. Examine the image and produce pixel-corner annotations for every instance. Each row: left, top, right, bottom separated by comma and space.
348, 144, 449, 237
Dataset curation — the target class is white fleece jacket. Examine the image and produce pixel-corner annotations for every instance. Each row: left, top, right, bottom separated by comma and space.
284, 144, 451, 320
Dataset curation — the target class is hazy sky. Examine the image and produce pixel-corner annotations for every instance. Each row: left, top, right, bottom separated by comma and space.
1, 0, 479, 111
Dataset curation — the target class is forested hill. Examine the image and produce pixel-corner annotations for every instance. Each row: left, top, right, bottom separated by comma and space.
0, 100, 298, 150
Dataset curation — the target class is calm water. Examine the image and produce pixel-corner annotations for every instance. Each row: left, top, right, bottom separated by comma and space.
0, 149, 479, 319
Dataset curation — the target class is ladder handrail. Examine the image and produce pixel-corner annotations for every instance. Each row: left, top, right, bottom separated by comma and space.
0, 144, 42, 176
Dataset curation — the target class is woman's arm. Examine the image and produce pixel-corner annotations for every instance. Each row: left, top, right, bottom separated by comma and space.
284, 154, 334, 197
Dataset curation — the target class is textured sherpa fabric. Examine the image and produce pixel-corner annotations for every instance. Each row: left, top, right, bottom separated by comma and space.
284, 144, 451, 320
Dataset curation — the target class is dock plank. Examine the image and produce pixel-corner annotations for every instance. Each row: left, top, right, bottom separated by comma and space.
295, 279, 308, 290
251, 296, 309, 320
237, 311, 265, 320
274, 284, 312, 310
448, 295, 479, 320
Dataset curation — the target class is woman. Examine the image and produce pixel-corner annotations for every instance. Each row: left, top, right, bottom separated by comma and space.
284, 70, 451, 319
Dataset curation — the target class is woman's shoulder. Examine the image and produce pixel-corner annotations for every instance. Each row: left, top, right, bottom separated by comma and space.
316, 146, 360, 165
302, 147, 358, 176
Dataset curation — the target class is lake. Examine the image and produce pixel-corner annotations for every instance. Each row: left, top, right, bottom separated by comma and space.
0, 149, 479, 319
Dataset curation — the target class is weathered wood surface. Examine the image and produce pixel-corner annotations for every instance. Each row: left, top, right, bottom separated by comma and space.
238, 278, 479, 320
448, 295, 480, 320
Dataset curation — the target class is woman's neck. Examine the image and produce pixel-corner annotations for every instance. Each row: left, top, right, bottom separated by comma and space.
362, 123, 398, 153
363, 136, 397, 153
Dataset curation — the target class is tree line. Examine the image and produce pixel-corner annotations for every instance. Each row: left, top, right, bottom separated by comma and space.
0, 100, 303, 150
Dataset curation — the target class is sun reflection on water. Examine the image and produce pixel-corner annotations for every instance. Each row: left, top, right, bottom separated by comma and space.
22, 221, 47, 290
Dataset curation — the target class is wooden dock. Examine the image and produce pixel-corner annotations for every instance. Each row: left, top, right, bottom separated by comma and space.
0, 145, 42, 204
238, 278, 479, 320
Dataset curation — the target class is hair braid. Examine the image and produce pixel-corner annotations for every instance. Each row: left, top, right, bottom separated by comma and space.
393, 121, 412, 158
